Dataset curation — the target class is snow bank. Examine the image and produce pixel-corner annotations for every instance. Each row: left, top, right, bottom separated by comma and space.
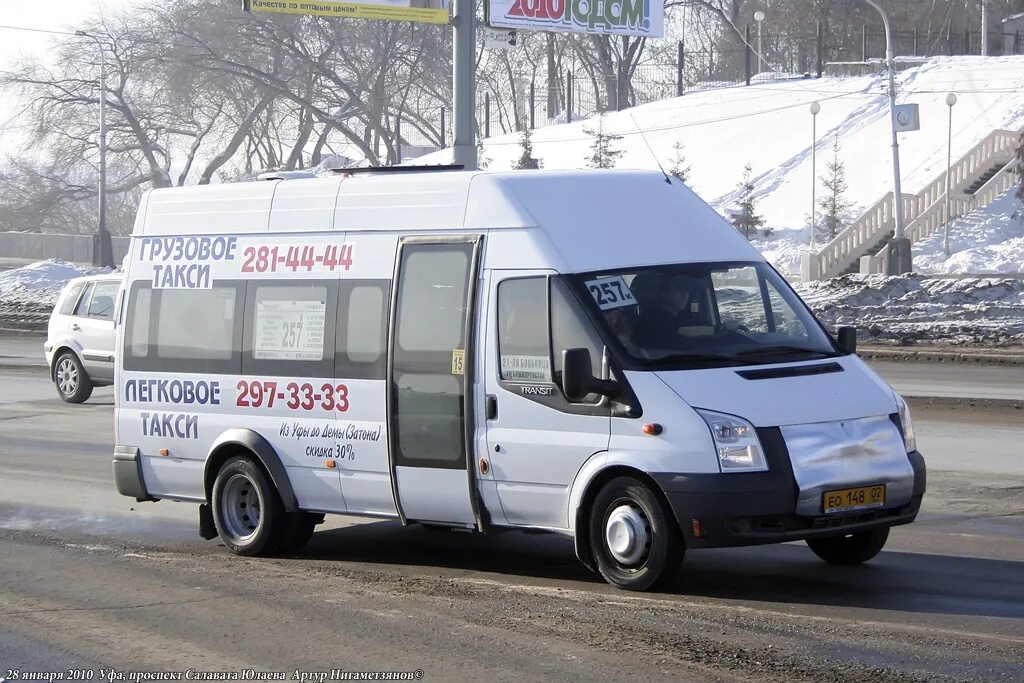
0, 260, 109, 331
795, 273, 1024, 345
914, 189, 1024, 275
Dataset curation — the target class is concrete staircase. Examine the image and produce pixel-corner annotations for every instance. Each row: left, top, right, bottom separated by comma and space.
801, 129, 1021, 280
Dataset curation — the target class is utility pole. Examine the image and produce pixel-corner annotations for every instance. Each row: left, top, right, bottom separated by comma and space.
862, 0, 911, 274
451, 0, 477, 170
981, 0, 989, 56
76, 30, 114, 269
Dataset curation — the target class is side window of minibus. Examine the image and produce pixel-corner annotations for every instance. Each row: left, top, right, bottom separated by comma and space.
123, 282, 243, 374
550, 279, 603, 405
242, 281, 338, 379
336, 280, 390, 380
496, 277, 552, 383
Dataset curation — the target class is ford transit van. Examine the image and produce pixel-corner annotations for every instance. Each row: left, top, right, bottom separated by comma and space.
113, 169, 925, 591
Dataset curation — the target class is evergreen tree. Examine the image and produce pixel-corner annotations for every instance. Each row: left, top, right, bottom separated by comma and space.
583, 114, 624, 169
668, 141, 691, 183
513, 127, 541, 170
817, 136, 853, 241
476, 138, 490, 170
731, 163, 765, 239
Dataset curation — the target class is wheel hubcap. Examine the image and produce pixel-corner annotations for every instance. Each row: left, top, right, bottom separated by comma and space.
605, 504, 651, 566
219, 473, 262, 542
56, 358, 78, 395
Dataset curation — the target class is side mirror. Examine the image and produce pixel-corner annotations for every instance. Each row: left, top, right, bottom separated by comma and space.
837, 326, 858, 354
561, 348, 620, 402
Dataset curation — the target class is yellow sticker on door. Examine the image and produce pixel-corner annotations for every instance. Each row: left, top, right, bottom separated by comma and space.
451, 349, 465, 376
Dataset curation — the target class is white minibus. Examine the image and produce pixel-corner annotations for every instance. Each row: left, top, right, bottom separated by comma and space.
113, 168, 925, 591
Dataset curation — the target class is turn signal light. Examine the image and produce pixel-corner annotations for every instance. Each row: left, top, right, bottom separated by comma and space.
691, 519, 703, 538
325, 459, 336, 469
641, 423, 663, 436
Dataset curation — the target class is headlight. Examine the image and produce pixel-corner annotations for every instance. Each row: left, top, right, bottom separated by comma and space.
696, 409, 768, 473
895, 393, 916, 453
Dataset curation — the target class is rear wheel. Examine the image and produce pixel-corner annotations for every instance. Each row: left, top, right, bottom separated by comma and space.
806, 527, 889, 565
54, 352, 92, 403
588, 476, 684, 591
211, 456, 287, 556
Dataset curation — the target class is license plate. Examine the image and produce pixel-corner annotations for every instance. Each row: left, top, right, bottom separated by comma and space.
823, 485, 886, 514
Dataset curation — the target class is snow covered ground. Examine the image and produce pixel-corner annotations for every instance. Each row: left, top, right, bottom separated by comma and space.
0, 260, 109, 331
913, 189, 1024, 275
796, 273, 1024, 346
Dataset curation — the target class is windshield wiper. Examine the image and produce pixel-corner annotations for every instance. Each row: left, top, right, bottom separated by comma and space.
736, 345, 836, 358
643, 353, 759, 367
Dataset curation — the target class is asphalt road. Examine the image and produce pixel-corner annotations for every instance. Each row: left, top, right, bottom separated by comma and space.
0, 368, 1022, 681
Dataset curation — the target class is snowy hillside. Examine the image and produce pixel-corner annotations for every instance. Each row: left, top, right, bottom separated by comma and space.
914, 189, 1024, 274
426, 57, 1024, 240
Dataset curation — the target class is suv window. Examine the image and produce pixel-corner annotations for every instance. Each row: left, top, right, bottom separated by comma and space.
74, 284, 94, 317
87, 282, 119, 321
59, 283, 86, 316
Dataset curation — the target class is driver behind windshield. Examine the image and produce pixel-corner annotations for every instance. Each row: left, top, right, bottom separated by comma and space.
631, 273, 707, 351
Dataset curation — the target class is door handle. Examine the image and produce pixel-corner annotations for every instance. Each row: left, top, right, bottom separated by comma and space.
71, 324, 81, 331
485, 394, 497, 420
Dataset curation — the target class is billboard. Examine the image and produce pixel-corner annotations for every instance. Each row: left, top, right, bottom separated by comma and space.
245, 0, 450, 25
487, 0, 663, 37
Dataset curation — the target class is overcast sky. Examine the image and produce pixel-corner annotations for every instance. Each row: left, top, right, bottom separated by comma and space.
0, 2, 134, 67
0, 2, 132, 154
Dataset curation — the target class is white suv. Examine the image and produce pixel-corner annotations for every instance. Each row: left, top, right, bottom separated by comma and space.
44, 273, 124, 403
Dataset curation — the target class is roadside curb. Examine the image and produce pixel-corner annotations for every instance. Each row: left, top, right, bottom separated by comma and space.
859, 347, 1024, 367
903, 395, 1023, 411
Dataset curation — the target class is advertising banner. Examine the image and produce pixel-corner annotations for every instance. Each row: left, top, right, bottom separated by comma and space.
487, 0, 663, 37
246, 0, 450, 26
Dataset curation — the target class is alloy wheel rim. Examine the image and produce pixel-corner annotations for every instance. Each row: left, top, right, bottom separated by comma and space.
57, 358, 78, 395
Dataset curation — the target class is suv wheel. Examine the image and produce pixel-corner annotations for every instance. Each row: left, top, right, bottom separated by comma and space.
54, 352, 93, 403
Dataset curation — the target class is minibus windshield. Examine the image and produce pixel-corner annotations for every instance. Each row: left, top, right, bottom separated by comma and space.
573, 261, 840, 369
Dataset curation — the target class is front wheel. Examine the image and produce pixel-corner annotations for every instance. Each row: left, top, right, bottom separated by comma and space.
588, 476, 684, 591
806, 527, 889, 565
211, 456, 288, 556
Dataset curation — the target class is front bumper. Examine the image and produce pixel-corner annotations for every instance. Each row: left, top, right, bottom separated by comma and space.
653, 427, 926, 549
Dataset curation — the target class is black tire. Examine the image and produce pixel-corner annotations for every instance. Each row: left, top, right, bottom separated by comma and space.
211, 456, 288, 556
53, 351, 93, 403
588, 476, 684, 591
806, 527, 889, 565
279, 513, 320, 554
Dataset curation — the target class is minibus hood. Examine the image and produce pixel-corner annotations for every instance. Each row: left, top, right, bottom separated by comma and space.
653, 355, 897, 427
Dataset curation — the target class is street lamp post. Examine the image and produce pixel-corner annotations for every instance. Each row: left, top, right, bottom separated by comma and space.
981, 0, 989, 56
862, 0, 911, 274
944, 92, 958, 256
809, 101, 821, 251
75, 30, 114, 269
754, 11, 765, 74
